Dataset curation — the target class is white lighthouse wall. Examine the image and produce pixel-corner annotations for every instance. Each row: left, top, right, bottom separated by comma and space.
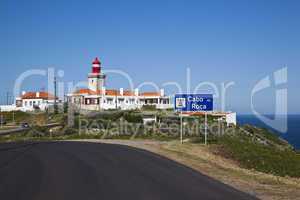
88, 77, 99, 92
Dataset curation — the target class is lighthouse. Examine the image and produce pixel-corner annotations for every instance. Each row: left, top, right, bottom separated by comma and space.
88, 57, 106, 92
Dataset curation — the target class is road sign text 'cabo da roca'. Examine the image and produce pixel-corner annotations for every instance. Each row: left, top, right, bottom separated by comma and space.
174, 94, 213, 112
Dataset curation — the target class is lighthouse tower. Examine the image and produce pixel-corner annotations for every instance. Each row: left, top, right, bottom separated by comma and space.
88, 57, 106, 92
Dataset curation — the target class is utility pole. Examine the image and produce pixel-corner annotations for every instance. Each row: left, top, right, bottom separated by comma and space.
6, 92, 9, 105
54, 76, 58, 114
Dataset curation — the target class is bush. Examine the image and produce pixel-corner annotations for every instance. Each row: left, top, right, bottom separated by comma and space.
123, 113, 143, 123
63, 127, 78, 135
91, 111, 124, 121
218, 135, 300, 177
141, 105, 156, 111
0, 111, 30, 123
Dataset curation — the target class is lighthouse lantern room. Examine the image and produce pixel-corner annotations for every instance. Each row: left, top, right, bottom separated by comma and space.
88, 57, 106, 92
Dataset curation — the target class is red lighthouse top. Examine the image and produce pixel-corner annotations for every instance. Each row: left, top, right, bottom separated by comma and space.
92, 57, 101, 65
92, 57, 101, 74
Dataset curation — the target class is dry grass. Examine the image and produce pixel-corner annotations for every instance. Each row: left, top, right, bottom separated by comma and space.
73, 139, 300, 200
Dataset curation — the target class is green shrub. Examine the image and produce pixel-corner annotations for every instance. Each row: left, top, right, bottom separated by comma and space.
141, 105, 156, 111
63, 127, 78, 135
90, 111, 124, 121
218, 135, 300, 177
123, 113, 143, 123
0, 111, 30, 123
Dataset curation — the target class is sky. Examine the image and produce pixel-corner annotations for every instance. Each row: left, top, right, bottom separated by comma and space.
0, 0, 299, 114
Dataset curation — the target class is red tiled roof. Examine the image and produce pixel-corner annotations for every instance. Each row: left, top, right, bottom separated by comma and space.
73, 89, 101, 95
73, 89, 119, 96
73, 88, 160, 97
139, 92, 161, 96
21, 92, 57, 100
183, 112, 228, 116
123, 90, 135, 96
106, 89, 119, 96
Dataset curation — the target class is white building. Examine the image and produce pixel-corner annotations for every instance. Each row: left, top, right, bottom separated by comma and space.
0, 91, 59, 112
182, 111, 237, 126
212, 112, 237, 126
67, 58, 172, 111
16, 91, 58, 112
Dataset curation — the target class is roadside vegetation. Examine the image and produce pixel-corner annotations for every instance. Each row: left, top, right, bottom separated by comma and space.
215, 133, 300, 177
0, 110, 300, 179
0, 110, 63, 125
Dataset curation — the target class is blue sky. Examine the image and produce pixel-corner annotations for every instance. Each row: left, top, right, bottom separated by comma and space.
0, 0, 299, 114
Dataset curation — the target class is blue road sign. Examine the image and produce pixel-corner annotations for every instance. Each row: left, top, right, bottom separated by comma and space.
174, 94, 213, 111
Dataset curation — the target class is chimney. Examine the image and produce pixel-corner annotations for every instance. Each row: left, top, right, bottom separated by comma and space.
22, 91, 26, 96
120, 88, 124, 96
36, 92, 40, 98
134, 88, 139, 96
160, 89, 164, 96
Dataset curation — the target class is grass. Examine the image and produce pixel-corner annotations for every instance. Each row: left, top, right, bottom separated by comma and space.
0, 127, 177, 143
216, 134, 300, 177
0, 111, 49, 125
242, 124, 290, 147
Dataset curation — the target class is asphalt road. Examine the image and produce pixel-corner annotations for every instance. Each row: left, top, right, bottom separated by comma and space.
0, 142, 258, 200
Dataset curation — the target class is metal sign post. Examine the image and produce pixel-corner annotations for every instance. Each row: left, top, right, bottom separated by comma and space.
180, 111, 183, 144
205, 112, 207, 145
175, 94, 213, 145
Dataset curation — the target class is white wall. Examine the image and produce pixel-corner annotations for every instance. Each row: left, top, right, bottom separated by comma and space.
69, 93, 173, 111
0, 105, 21, 112
226, 112, 237, 126
88, 77, 99, 92
21, 99, 56, 111
156, 104, 173, 109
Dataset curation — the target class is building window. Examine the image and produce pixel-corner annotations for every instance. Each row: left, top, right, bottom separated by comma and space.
30, 101, 32, 106
118, 98, 124, 104
107, 98, 113, 104
129, 98, 135, 104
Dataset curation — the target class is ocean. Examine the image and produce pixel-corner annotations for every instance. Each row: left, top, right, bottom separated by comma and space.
237, 115, 300, 150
